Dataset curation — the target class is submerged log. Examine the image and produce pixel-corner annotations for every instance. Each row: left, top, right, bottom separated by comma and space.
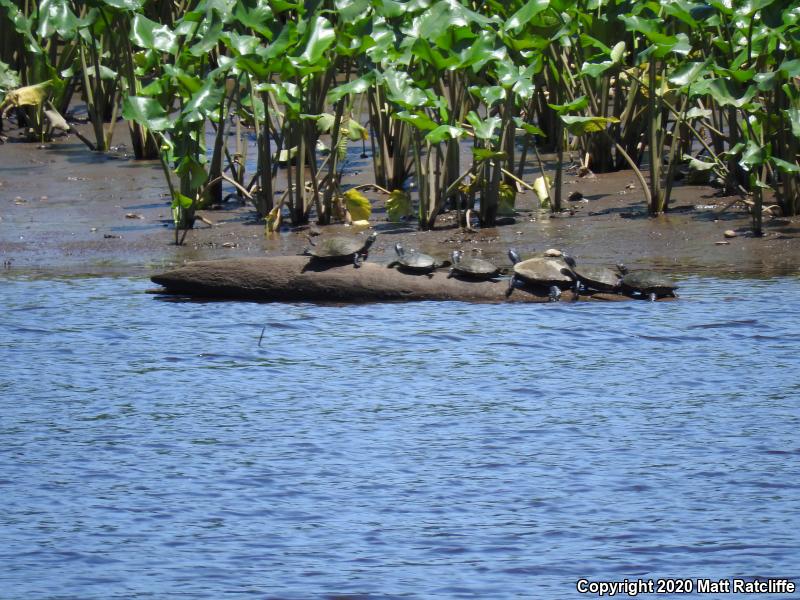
150, 256, 633, 303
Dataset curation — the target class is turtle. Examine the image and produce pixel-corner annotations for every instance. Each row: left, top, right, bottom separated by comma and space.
566, 258, 624, 295
387, 242, 439, 276
619, 268, 679, 301
448, 250, 499, 280
304, 231, 378, 267
507, 249, 575, 301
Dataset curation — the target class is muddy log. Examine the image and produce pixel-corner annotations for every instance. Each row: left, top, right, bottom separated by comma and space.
150, 256, 634, 303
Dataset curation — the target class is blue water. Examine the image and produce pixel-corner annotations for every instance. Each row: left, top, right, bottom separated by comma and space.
1, 276, 798, 599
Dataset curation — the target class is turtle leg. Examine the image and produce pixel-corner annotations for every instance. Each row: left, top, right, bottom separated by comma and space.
447, 268, 454, 279
549, 285, 561, 302
572, 280, 580, 301
648, 291, 657, 302
505, 275, 517, 298
353, 252, 363, 268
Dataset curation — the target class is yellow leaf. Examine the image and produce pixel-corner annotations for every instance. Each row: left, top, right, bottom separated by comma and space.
4, 81, 53, 108
385, 189, 412, 222
265, 205, 281, 233
343, 188, 371, 222
533, 176, 551, 209
498, 182, 516, 216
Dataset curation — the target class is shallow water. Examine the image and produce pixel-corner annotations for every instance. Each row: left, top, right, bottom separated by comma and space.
1, 276, 798, 599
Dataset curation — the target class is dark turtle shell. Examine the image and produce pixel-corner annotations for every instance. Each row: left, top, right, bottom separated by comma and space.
512, 256, 574, 286
307, 232, 377, 260
573, 265, 622, 292
621, 270, 678, 296
450, 251, 499, 280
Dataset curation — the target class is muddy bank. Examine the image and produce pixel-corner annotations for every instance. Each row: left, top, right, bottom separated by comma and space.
150, 256, 636, 303
1, 123, 799, 279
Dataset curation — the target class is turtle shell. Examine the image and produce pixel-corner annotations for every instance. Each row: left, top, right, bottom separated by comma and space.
396, 252, 436, 272
451, 257, 499, 279
307, 233, 375, 260
573, 265, 622, 292
512, 256, 574, 286
621, 271, 678, 296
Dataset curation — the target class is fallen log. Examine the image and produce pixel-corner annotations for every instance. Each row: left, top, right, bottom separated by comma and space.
150, 256, 633, 303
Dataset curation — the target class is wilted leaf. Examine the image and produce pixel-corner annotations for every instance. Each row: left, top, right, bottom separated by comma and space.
386, 189, 412, 222
533, 176, 550, 209
498, 182, 516, 216
346, 119, 368, 141
265, 205, 282, 233
344, 188, 371, 221
2, 81, 53, 108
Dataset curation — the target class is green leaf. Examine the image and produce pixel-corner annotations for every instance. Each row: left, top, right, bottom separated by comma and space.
131, 14, 177, 54
548, 95, 589, 114
346, 119, 369, 141
692, 78, 757, 108
467, 112, 501, 141
668, 61, 708, 87
424, 124, 464, 144
122, 96, 171, 131
771, 157, 800, 174
182, 79, 225, 123
683, 155, 717, 171
472, 148, 507, 161
513, 118, 545, 137
684, 107, 712, 120
393, 110, 438, 131
739, 141, 766, 170
171, 192, 194, 210
386, 189, 412, 222
232, 0, 274, 37
786, 108, 800, 139
343, 189, 371, 221
504, 0, 549, 34
560, 115, 619, 135
327, 73, 375, 104
37, 0, 80, 39
299, 15, 335, 64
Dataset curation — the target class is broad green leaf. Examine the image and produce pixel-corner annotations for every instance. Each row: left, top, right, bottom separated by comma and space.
683, 155, 717, 171
560, 115, 619, 135
471, 148, 506, 161
122, 96, 171, 131
771, 157, 800, 173
684, 107, 712, 120
504, 0, 549, 34
38, 0, 80, 39
580, 60, 614, 78
102, 0, 145, 9
467, 111, 501, 140
393, 110, 438, 131
548, 95, 589, 114
692, 78, 756, 108
131, 14, 177, 54
668, 62, 707, 87
232, 0, 274, 37
182, 79, 225, 123
171, 192, 194, 210
380, 69, 429, 108
328, 73, 375, 104
316, 113, 336, 132
425, 124, 464, 144
336, 0, 373, 21
786, 108, 800, 139
386, 189, 412, 222
513, 118, 545, 137
343, 189, 371, 221
0, 60, 20, 96
739, 141, 766, 170
299, 15, 335, 64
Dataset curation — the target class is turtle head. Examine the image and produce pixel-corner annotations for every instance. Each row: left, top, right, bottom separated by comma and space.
364, 232, 378, 249
562, 253, 577, 268
451, 249, 462, 264
616, 263, 628, 275
507, 248, 520, 265
394, 242, 404, 257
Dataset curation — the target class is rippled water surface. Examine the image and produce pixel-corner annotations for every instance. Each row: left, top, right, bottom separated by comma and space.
1, 276, 799, 599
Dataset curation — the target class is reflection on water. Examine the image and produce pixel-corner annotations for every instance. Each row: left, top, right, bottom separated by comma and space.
1, 276, 799, 598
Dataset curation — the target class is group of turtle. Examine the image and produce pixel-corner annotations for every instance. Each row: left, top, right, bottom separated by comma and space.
303, 232, 678, 301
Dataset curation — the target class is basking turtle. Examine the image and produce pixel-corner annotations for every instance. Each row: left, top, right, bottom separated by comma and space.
568, 259, 624, 294
507, 249, 575, 301
304, 231, 378, 267
619, 268, 679, 301
388, 242, 439, 275
448, 250, 499, 280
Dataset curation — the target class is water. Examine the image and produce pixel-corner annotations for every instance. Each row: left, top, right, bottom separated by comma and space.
1, 276, 798, 599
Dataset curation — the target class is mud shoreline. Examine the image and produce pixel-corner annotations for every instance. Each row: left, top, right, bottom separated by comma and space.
1, 124, 799, 280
